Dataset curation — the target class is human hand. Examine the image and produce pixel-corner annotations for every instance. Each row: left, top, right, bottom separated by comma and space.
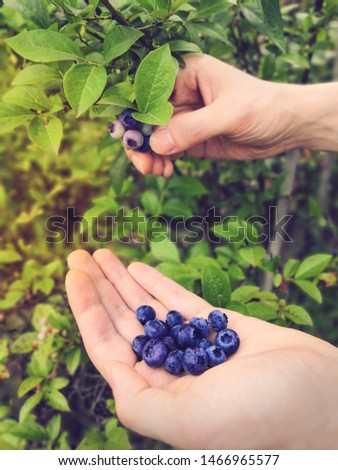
124, 54, 302, 177
66, 249, 338, 449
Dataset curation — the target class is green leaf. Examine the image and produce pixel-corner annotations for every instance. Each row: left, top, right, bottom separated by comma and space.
12, 421, 48, 442
0, 103, 33, 134
18, 377, 43, 398
168, 176, 207, 196
239, 246, 265, 267
77, 429, 105, 450
0, 250, 22, 263
28, 116, 63, 155
63, 64, 107, 117
6, 30, 84, 62
58, 432, 71, 450
258, 0, 285, 51
11, 332, 37, 354
0, 289, 24, 310
231, 285, 260, 303
150, 237, 180, 262
132, 101, 174, 126
66, 347, 82, 375
45, 390, 70, 412
225, 300, 249, 315
134, 45, 177, 113
110, 149, 129, 196
162, 199, 192, 218
141, 190, 160, 214
294, 280, 322, 303
99, 87, 134, 109
283, 258, 300, 278
47, 414, 61, 441
3, 0, 50, 28
284, 305, 313, 326
202, 265, 231, 308
12, 64, 61, 87
105, 427, 131, 450
295, 254, 332, 279
50, 377, 70, 390
0, 339, 8, 361
168, 40, 202, 53
0, 365, 9, 379
19, 392, 43, 423
189, 0, 233, 18
3, 86, 49, 111
157, 262, 198, 290
246, 302, 278, 321
273, 273, 282, 287
104, 26, 143, 63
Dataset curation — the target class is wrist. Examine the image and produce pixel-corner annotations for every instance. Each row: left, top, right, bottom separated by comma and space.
282, 83, 338, 152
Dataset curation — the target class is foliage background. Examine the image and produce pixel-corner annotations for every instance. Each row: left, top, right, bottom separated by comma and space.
0, 0, 337, 450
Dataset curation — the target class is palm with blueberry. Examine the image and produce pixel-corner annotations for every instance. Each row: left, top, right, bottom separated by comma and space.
66, 249, 338, 449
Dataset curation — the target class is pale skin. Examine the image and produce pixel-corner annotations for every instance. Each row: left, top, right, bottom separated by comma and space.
125, 54, 338, 177
66, 250, 338, 449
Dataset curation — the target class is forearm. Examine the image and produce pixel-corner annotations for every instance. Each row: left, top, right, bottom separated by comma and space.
283, 83, 338, 152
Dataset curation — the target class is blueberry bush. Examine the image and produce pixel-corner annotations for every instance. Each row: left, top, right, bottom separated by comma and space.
0, 0, 337, 450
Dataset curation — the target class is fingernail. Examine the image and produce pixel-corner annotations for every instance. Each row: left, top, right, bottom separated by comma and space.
131, 154, 145, 174
150, 128, 176, 154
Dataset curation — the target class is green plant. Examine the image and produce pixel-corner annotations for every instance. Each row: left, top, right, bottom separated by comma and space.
0, 0, 337, 450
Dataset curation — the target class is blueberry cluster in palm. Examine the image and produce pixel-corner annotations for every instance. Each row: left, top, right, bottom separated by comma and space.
132, 305, 240, 376
108, 109, 153, 153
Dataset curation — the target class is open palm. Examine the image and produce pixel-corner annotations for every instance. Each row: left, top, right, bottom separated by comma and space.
66, 249, 338, 449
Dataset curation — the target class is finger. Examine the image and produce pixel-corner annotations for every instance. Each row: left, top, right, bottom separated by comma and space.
150, 102, 224, 156
125, 147, 153, 175
65, 270, 136, 379
68, 250, 144, 342
163, 158, 174, 178
106, 360, 179, 444
92, 249, 168, 318
152, 155, 164, 176
128, 262, 210, 318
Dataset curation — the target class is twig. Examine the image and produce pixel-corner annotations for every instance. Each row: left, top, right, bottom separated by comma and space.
100, 0, 129, 26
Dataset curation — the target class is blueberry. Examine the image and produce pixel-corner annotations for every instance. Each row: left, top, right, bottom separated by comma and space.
144, 319, 168, 340
166, 310, 184, 328
182, 347, 208, 376
208, 310, 228, 332
123, 130, 144, 149
142, 339, 168, 368
189, 317, 210, 338
164, 350, 184, 375
132, 335, 150, 360
196, 338, 213, 349
205, 345, 226, 367
215, 329, 240, 356
119, 108, 142, 131
135, 135, 150, 153
136, 305, 156, 325
108, 120, 125, 139
170, 324, 182, 341
177, 324, 199, 349
162, 335, 178, 351
141, 123, 153, 136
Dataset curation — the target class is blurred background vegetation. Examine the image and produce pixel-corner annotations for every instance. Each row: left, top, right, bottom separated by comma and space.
0, 0, 337, 450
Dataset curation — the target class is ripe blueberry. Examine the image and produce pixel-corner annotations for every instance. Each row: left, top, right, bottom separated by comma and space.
136, 305, 156, 325
142, 339, 168, 368
144, 319, 168, 340
189, 317, 210, 338
141, 123, 153, 136
215, 329, 240, 356
123, 130, 144, 149
208, 310, 228, 332
164, 350, 184, 375
162, 335, 178, 351
196, 338, 213, 349
132, 335, 150, 360
108, 120, 125, 139
205, 345, 226, 367
119, 108, 142, 131
177, 324, 199, 349
135, 135, 150, 153
166, 310, 184, 328
182, 347, 208, 376
169, 324, 182, 341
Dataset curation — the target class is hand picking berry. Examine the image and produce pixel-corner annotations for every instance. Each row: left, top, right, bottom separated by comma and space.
132, 305, 240, 376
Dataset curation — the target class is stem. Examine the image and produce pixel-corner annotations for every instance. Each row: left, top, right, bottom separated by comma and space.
100, 0, 129, 26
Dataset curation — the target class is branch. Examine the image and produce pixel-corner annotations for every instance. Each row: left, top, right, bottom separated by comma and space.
100, 0, 129, 26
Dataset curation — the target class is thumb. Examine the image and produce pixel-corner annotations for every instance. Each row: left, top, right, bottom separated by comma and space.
150, 102, 223, 155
